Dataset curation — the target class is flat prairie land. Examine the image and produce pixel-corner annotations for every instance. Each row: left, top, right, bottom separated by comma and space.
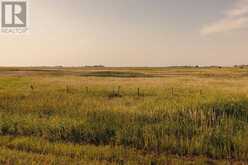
0, 67, 248, 164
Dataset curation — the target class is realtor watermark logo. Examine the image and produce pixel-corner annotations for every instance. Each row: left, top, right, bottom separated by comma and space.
1, 0, 29, 34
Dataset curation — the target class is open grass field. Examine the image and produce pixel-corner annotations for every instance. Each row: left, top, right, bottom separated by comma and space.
0, 66, 248, 164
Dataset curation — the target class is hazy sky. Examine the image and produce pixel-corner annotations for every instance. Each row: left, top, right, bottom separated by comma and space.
1, 0, 248, 66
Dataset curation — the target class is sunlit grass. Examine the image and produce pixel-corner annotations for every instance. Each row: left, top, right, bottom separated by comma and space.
0, 67, 248, 164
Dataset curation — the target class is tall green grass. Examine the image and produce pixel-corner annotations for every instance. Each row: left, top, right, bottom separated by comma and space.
0, 74, 248, 164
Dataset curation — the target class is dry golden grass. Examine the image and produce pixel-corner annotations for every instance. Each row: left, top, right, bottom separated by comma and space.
0, 67, 248, 164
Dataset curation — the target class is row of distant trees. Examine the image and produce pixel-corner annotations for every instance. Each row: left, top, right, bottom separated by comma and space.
234, 65, 248, 68
84, 65, 105, 67
193, 65, 248, 68
51, 65, 248, 68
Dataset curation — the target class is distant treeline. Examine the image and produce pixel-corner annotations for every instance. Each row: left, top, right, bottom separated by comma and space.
84, 65, 105, 68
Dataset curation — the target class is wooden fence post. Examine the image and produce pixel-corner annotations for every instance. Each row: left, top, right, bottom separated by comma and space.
113, 88, 115, 96
66, 85, 69, 93
118, 86, 121, 96
30, 85, 34, 91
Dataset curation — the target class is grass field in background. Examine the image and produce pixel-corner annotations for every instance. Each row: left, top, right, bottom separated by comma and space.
0, 67, 248, 164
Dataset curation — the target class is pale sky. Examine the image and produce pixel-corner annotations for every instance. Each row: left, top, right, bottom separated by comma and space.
0, 0, 248, 67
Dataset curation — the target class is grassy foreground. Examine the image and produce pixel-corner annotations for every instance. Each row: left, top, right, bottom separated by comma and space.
0, 67, 248, 164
